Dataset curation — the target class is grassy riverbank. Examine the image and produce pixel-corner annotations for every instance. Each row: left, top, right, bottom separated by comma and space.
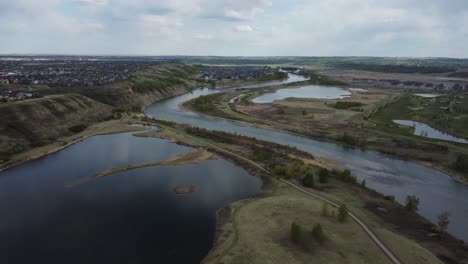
182, 86, 468, 181
137, 118, 468, 264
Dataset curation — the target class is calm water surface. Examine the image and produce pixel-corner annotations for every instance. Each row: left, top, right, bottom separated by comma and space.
252, 85, 351, 103
146, 73, 468, 240
394, 120, 468, 144
0, 132, 260, 263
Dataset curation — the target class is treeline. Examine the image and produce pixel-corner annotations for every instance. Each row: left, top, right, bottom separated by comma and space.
334, 101, 365, 109
333, 63, 456, 74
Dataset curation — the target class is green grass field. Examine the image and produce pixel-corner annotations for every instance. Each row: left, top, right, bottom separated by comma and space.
370, 92, 468, 140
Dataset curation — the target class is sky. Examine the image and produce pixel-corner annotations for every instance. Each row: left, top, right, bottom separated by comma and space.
1, 0, 467, 57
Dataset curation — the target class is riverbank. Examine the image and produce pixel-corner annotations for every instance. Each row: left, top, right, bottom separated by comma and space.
139, 119, 468, 264
0, 117, 147, 173
181, 88, 468, 183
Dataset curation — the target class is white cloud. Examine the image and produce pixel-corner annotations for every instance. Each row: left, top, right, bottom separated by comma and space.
0, 0, 467, 57
233, 25, 253, 32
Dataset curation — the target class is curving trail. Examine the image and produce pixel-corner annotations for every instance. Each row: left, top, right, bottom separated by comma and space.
156, 123, 402, 264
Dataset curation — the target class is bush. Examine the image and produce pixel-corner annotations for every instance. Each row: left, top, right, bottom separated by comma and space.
338, 169, 357, 184
334, 101, 365, 109
454, 154, 468, 173
312, 223, 326, 244
360, 179, 366, 188
318, 168, 330, 183
338, 204, 349, 222
437, 211, 450, 233
384, 195, 395, 202
405, 195, 420, 212
274, 165, 286, 177
68, 124, 87, 133
302, 172, 315, 187
290, 222, 304, 244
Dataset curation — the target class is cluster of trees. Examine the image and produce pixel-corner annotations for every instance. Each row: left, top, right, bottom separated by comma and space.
338, 132, 366, 146
68, 124, 87, 133
334, 101, 365, 110
274, 162, 307, 179
133, 77, 184, 93
192, 94, 216, 112
290, 222, 327, 251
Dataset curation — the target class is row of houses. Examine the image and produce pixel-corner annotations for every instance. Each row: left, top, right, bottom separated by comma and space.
0, 90, 38, 102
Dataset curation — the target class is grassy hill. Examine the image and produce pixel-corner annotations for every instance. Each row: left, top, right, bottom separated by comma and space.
0, 94, 113, 163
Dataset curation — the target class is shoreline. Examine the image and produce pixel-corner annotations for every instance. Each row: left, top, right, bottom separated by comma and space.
180, 102, 468, 185
0, 119, 146, 173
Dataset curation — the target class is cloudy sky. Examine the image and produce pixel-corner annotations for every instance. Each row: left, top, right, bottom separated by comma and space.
1, 0, 467, 57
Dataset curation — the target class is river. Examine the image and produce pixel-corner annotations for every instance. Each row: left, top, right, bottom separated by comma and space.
145, 73, 468, 241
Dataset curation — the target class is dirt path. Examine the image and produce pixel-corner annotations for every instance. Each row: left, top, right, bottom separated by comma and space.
156, 123, 402, 264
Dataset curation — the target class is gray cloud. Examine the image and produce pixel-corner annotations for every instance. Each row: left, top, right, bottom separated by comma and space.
0, 0, 467, 57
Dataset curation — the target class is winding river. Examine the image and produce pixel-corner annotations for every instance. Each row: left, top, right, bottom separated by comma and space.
146, 73, 468, 241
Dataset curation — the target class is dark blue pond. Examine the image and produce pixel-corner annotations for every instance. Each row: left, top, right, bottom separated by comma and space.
0, 132, 261, 263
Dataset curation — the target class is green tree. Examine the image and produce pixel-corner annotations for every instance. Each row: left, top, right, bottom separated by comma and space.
318, 168, 330, 184
302, 172, 315, 187
405, 195, 420, 212
290, 222, 304, 244
338, 204, 349, 222
437, 211, 450, 233
312, 223, 326, 244
360, 179, 366, 188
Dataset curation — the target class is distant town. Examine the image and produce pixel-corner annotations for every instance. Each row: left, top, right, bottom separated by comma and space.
0, 57, 158, 87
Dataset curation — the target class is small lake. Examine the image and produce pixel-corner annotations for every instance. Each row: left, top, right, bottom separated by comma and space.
0, 132, 261, 263
252, 85, 351, 103
414, 94, 444, 98
393, 120, 468, 144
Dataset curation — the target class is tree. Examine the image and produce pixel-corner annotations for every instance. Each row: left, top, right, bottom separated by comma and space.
312, 223, 326, 244
318, 168, 330, 184
321, 203, 329, 217
290, 222, 304, 244
338, 204, 348, 222
437, 211, 450, 233
360, 179, 366, 188
302, 172, 315, 187
405, 195, 420, 212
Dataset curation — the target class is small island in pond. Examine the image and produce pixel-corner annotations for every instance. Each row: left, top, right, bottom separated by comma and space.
174, 185, 195, 195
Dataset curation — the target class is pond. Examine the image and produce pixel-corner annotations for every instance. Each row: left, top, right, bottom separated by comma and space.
0, 132, 261, 263
414, 94, 444, 98
393, 120, 468, 144
252, 85, 351, 103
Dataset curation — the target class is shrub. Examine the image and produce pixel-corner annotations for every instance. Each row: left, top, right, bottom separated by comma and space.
360, 179, 366, 188
405, 195, 420, 212
437, 211, 450, 233
302, 172, 315, 187
290, 222, 304, 244
338, 204, 349, 222
274, 165, 286, 177
312, 223, 326, 245
318, 168, 330, 183
68, 124, 87, 133
384, 195, 395, 202
338, 169, 357, 184
454, 154, 468, 173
